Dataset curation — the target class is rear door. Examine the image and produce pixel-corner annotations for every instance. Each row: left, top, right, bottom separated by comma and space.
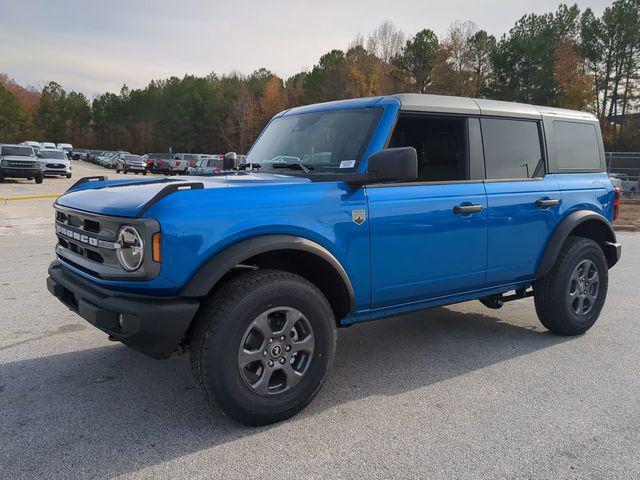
367, 114, 488, 309
481, 117, 562, 286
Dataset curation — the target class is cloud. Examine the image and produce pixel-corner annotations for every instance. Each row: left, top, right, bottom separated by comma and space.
2, 0, 613, 95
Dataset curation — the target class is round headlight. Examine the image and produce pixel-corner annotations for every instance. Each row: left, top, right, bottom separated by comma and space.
116, 226, 144, 271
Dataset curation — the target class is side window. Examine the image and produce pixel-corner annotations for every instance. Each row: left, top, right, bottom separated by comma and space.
554, 121, 601, 170
388, 114, 468, 182
481, 118, 544, 179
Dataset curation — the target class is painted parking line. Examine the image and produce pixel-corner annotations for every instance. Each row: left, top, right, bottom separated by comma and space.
1, 194, 61, 203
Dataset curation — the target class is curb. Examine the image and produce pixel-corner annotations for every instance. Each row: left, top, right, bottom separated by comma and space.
613, 224, 639, 232
1, 194, 61, 203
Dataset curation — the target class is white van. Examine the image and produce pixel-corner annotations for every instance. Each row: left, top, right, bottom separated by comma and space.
57, 143, 73, 154
22, 141, 41, 154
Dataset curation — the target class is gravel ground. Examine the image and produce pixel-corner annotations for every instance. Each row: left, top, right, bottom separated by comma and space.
1, 164, 639, 479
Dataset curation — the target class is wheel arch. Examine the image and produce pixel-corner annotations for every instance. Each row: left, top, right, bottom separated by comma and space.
180, 235, 355, 322
535, 210, 619, 278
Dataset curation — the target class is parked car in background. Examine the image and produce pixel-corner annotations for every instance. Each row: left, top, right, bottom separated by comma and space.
40, 141, 56, 150
187, 155, 223, 175
38, 149, 72, 178
609, 174, 623, 191
144, 153, 173, 174
71, 148, 89, 160
22, 141, 41, 155
87, 150, 104, 162
115, 154, 147, 174
95, 151, 115, 168
0, 144, 43, 183
171, 153, 197, 174
57, 143, 73, 156
609, 173, 638, 198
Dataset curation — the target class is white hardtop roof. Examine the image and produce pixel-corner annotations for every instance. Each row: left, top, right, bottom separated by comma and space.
393, 93, 596, 121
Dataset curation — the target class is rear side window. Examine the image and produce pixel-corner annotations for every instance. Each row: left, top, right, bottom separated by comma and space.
554, 121, 600, 170
481, 118, 544, 179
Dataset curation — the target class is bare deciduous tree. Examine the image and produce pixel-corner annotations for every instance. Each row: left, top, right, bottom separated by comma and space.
366, 20, 405, 63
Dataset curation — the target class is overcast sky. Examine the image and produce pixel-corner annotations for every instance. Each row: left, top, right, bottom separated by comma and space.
1, 0, 613, 98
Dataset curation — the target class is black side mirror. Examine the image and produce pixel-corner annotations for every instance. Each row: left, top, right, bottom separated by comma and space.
367, 147, 417, 183
223, 152, 238, 170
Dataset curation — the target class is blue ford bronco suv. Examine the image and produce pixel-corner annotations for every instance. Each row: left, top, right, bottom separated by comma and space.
47, 94, 621, 425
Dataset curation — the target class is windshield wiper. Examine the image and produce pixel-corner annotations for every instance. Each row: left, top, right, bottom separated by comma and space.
270, 163, 314, 174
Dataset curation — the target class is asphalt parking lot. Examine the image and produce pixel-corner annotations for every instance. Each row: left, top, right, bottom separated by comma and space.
1, 166, 639, 479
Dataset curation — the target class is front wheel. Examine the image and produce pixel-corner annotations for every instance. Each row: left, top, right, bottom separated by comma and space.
190, 270, 336, 426
35, 173, 43, 184
534, 237, 608, 335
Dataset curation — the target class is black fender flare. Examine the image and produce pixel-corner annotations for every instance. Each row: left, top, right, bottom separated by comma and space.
179, 234, 356, 310
535, 210, 619, 278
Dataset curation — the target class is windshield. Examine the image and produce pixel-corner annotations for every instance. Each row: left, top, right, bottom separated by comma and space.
208, 159, 223, 168
124, 155, 143, 162
41, 150, 66, 159
2, 146, 34, 157
246, 108, 380, 172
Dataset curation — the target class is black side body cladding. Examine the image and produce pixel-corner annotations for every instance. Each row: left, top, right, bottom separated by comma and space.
137, 182, 204, 217
180, 235, 356, 311
535, 210, 620, 278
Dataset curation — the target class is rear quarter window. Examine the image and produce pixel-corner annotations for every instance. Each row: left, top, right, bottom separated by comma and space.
554, 121, 601, 170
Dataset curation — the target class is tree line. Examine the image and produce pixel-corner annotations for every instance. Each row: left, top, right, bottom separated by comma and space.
1, 0, 639, 153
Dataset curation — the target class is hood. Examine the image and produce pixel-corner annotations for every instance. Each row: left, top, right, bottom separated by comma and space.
2, 155, 39, 162
56, 173, 312, 217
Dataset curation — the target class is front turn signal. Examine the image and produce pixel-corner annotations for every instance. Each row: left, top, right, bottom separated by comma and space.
152, 232, 162, 263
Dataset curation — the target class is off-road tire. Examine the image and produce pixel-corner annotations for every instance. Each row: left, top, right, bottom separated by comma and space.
534, 237, 608, 335
190, 269, 337, 425
35, 173, 43, 184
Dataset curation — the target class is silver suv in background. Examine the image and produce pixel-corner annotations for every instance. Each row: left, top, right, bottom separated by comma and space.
0, 144, 43, 183
38, 149, 72, 178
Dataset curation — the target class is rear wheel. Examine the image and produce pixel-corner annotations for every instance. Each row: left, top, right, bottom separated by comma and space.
190, 269, 336, 425
534, 237, 608, 335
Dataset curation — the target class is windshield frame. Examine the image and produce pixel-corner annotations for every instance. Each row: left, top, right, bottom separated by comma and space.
246, 107, 382, 175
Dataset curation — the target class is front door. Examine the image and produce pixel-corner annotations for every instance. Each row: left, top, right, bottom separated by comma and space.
367, 113, 488, 309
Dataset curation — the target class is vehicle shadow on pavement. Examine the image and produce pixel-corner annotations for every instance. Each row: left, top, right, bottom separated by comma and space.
0, 305, 571, 478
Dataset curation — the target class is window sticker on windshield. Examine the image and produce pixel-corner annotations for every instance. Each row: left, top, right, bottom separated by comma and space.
339, 160, 356, 168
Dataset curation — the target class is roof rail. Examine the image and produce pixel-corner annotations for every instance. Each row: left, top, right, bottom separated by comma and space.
137, 182, 204, 217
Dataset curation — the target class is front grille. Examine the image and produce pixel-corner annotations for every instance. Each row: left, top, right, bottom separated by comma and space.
53, 205, 161, 281
46, 163, 65, 168
5, 161, 39, 168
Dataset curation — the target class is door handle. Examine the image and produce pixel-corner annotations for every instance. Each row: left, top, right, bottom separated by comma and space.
535, 198, 560, 208
453, 204, 483, 215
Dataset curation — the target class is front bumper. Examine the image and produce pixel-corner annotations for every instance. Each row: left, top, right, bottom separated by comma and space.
1, 167, 41, 178
43, 165, 71, 175
47, 260, 200, 359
